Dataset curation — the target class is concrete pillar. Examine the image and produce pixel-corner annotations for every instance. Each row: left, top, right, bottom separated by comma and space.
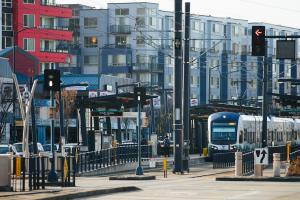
235, 152, 243, 176
254, 165, 263, 177
273, 153, 281, 177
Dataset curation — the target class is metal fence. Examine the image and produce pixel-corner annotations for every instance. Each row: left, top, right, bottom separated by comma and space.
268, 145, 287, 163
242, 151, 254, 175
77, 145, 152, 174
11, 155, 76, 192
212, 152, 235, 169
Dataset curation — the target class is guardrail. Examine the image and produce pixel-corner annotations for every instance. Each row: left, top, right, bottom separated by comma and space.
77, 145, 152, 174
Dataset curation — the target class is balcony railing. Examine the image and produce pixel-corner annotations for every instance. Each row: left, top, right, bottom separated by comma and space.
39, 25, 69, 31
110, 25, 131, 34
40, 48, 69, 53
40, 0, 67, 7
133, 63, 163, 72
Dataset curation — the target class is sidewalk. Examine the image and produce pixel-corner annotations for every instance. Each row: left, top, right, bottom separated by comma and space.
0, 162, 231, 200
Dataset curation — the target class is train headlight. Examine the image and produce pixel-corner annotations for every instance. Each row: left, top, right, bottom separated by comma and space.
212, 146, 218, 150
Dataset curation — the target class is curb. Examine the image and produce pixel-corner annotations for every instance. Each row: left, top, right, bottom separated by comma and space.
216, 176, 300, 182
36, 186, 141, 200
109, 175, 156, 180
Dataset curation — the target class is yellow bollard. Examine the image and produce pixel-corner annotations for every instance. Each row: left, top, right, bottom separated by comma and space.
163, 157, 167, 178
202, 148, 208, 157
287, 141, 291, 162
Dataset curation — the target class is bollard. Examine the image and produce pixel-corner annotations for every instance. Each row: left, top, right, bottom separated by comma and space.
254, 164, 263, 176
273, 153, 281, 177
287, 142, 291, 162
235, 152, 243, 176
163, 157, 167, 178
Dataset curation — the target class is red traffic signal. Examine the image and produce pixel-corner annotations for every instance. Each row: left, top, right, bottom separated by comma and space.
252, 26, 265, 56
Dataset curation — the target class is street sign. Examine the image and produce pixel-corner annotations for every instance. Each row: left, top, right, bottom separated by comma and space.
255, 148, 268, 165
91, 109, 123, 117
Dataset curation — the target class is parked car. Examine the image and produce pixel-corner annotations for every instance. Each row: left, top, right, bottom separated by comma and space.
12, 142, 44, 156
0, 144, 11, 154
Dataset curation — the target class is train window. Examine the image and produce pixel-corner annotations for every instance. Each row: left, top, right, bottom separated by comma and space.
239, 131, 243, 143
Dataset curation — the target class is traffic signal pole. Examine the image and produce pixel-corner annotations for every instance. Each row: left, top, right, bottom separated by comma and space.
173, 0, 183, 173
262, 40, 268, 148
182, 2, 190, 172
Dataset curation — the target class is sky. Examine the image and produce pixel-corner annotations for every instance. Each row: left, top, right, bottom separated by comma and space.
56, 0, 300, 29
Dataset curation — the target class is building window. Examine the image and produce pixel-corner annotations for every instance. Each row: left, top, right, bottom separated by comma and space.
2, 0, 12, 7
136, 17, 145, 27
2, 13, 12, 31
23, 14, 35, 28
108, 54, 127, 67
115, 35, 128, 47
212, 23, 220, 33
136, 36, 145, 46
84, 17, 97, 28
115, 8, 129, 16
23, 0, 34, 3
84, 36, 98, 48
84, 56, 98, 65
23, 38, 35, 51
2, 37, 12, 49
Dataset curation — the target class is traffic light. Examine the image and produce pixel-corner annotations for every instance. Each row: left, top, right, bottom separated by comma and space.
44, 69, 61, 91
252, 26, 265, 56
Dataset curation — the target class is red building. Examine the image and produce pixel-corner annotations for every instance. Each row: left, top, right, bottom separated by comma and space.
13, 0, 72, 74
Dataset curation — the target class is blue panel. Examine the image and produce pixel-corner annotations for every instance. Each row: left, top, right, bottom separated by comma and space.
158, 51, 165, 87
241, 55, 247, 103
101, 48, 132, 74
220, 53, 228, 101
257, 57, 263, 96
38, 127, 46, 145
199, 52, 207, 104
291, 60, 297, 95
279, 59, 285, 94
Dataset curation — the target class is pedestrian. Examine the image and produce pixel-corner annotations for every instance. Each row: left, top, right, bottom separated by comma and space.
163, 135, 170, 157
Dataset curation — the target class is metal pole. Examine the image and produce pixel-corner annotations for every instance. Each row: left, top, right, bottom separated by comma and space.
173, 0, 183, 173
48, 89, 58, 182
182, 2, 190, 172
59, 88, 65, 156
136, 85, 144, 175
262, 40, 268, 148
12, 33, 16, 144
30, 78, 38, 154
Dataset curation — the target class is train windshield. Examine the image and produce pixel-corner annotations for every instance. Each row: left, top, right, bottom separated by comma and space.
211, 122, 237, 144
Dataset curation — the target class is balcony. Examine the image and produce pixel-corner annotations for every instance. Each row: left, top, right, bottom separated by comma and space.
40, 48, 69, 54
39, 25, 69, 31
40, 0, 67, 7
39, 0, 72, 18
133, 63, 163, 73
110, 25, 131, 34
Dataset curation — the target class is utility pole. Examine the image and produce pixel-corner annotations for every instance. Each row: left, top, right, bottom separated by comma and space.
173, 0, 183, 173
182, 2, 190, 172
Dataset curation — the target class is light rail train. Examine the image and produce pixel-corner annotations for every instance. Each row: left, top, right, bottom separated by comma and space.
207, 112, 300, 157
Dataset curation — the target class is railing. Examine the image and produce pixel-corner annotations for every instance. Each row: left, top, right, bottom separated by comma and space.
212, 152, 235, 169
11, 156, 49, 192
110, 25, 131, 34
242, 151, 254, 175
39, 25, 69, 31
77, 145, 152, 174
268, 145, 287, 163
40, 48, 69, 53
290, 150, 300, 161
40, 0, 67, 8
